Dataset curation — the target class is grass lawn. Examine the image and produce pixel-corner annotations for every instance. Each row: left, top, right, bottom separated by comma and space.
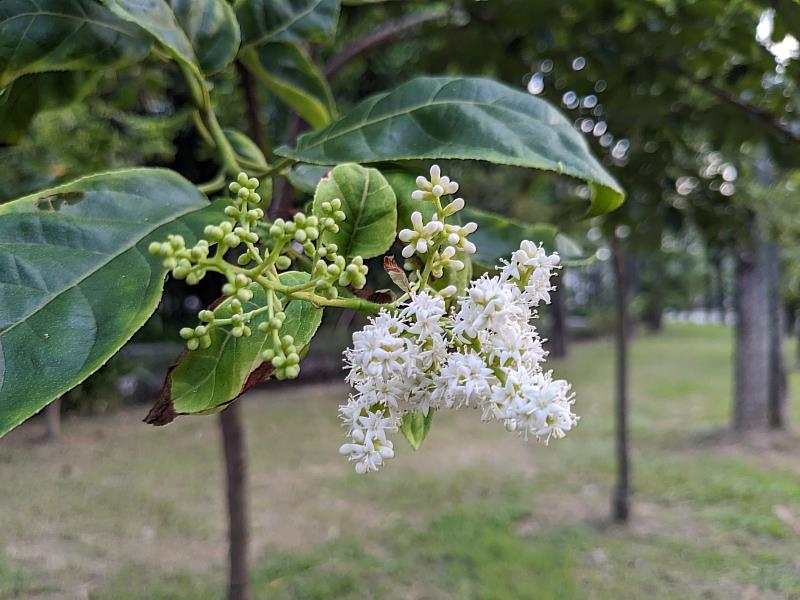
1, 324, 799, 599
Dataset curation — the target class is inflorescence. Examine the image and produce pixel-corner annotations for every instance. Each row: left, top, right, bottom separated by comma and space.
151, 165, 576, 472
339, 165, 576, 474
149, 172, 368, 380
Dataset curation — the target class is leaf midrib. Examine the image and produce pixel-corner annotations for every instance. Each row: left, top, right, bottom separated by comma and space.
284, 85, 620, 191
250, 0, 323, 45
345, 167, 370, 258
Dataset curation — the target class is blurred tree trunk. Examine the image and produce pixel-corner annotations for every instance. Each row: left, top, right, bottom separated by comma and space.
710, 251, 726, 322
795, 308, 800, 369
733, 227, 771, 431
43, 397, 61, 441
219, 404, 249, 600
766, 242, 787, 429
610, 235, 630, 523
548, 274, 568, 359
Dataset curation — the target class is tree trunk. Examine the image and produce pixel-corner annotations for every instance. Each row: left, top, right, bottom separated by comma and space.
795, 308, 800, 369
43, 397, 61, 441
733, 228, 771, 431
219, 403, 249, 600
710, 252, 726, 323
765, 242, 787, 429
548, 273, 568, 359
610, 235, 630, 523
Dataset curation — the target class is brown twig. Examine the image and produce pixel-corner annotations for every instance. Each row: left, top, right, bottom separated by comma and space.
324, 8, 455, 79
236, 60, 268, 154
665, 61, 800, 144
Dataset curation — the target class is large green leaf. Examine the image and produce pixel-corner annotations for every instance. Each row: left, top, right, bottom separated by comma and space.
151, 272, 323, 419
236, 0, 340, 47
0, 0, 151, 88
0, 71, 98, 144
102, 0, 199, 74
0, 169, 221, 437
170, 0, 240, 74
277, 76, 625, 216
312, 163, 397, 259
242, 43, 335, 129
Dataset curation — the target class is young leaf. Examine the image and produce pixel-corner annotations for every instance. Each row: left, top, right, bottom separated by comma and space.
383, 256, 410, 293
0, 0, 151, 88
149, 272, 323, 421
0, 169, 222, 437
170, 0, 241, 74
276, 76, 625, 216
241, 43, 335, 129
223, 128, 268, 173
237, 0, 340, 47
312, 163, 397, 259
102, 0, 200, 75
400, 410, 434, 450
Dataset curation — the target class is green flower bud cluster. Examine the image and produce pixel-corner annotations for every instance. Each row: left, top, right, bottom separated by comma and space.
148, 235, 211, 286
261, 332, 300, 380
149, 171, 382, 385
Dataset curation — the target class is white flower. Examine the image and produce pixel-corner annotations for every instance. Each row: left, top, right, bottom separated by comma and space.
341, 170, 578, 474
338, 393, 370, 430
430, 245, 465, 278
344, 311, 409, 382
339, 436, 395, 474
398, 211, 444, 258
411, 164, 460, 201
432, 351, 494, 409
484, 320, 545, 372
356, 409, 400, 443
453, 275, 526, 339
444, 222, 477, 255
400, 291, 447, 340
499, 372, 577, 443
501, 241, 561, 305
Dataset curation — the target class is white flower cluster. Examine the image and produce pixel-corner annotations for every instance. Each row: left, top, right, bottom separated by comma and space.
397, 165, 477, 296
338, 167, 576, 474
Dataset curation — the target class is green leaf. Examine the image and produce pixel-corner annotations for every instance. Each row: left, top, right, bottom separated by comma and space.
155, 272, 323, 418
170, 0, 241, 74
287, 164, 331, 193
400, 410, 434, 450
0, 169, 221, 437
0, 0, 151, 88
102, 0, 200, 74
242, 43, 335, 129
463, 207, 558, 269
276, 76, 625, 215
383, 170, 435, 229
223, 128, 268, 173
237, 0, 340, 47
554, 232, 593, 266
461, 207, 592, 271
312, 163, 397, 259
0, 71, 98, 144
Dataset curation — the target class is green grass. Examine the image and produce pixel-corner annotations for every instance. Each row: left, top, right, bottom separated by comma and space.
2, 324, 800, 599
